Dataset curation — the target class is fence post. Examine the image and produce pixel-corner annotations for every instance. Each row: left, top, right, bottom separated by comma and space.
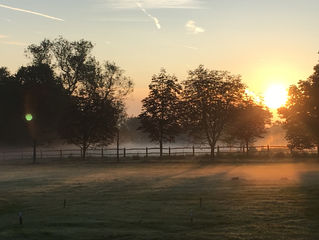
217, 145, 220, 157
124, 148, 126, 158
169, 147, 171, 156
19, 212, 23, 225
33, 140, 36, 164
193, 145, 195, 156
60, 150, 62, 160
101, 148, 104, 158
146, 147, 148, 158
267, 145, 270, 152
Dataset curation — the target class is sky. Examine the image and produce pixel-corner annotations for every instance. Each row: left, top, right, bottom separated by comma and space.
1, 0, 319, 116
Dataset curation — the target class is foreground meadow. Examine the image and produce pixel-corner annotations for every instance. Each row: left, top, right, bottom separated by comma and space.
1, 159, 319, 240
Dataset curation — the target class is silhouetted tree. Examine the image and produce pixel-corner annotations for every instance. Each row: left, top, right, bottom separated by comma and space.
279, 59, 319, 154
0, 64, 68, 146
59, 61, 133, 158
60, 96, 119, 158
223, 98, 272, 153
15, 64, 68, 144
26, 36, 96, 95
26, 37, 133, 157
0, 67, 12, 81
182, 65, 245, 159
139, 69, 182, 156
0, 68, 25, 145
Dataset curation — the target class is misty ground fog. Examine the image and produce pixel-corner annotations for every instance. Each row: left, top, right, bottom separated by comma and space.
1, 161, 319, 239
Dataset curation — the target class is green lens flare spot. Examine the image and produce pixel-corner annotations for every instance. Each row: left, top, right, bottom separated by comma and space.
25, 114, 33, 121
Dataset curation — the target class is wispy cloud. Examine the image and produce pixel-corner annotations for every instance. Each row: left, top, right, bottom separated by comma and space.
0, 41, 27, 46
0, 34, 8, 39
183, 45, 198, 50
185, 20, 205, 34
108, 0, 201, 9
136, 2, 161, 29
0, 3, 64, 21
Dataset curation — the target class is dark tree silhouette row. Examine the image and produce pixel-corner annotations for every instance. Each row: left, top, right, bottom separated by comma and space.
0, 37, 273, 159
138, 67, 272, 159
139, 55, 319, 158
0, 37, 133, 158
2, 36, 317, 159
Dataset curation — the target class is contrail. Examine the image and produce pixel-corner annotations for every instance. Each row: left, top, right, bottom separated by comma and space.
0, 3, 64, 21
136, 2, 160, 30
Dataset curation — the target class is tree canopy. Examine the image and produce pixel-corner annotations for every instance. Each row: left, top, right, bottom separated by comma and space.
26, 36, 97, 95
279, 61, 319, 151
223, 98, 272, 152
181, 65, 246, 159
0, 37, 133, 157
139, 69, 182, 156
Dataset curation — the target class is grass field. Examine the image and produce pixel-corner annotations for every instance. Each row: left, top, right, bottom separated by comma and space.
1, 159, 319, 239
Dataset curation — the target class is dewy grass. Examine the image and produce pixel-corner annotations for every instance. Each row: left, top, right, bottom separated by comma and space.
1, 161, 319, 240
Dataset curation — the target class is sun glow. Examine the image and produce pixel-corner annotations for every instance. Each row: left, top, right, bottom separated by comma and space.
245, 89, 261, 103
264, 84, 288, 109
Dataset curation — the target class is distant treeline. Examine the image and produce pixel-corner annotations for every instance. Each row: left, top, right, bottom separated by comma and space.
1, 36, 319, 158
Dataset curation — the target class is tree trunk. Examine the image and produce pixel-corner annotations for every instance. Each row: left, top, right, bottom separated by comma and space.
317, 144, 319, 157
117, 128, 120, 162
82, 140, 88, 159
210, 145, 215, 160
82, 146, 87, 159
246, 141, 249, 156
159, 120, 163, 158
160, 139, 163, 157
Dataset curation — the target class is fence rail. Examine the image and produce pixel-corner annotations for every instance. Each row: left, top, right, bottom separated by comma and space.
1, 145, 318, 162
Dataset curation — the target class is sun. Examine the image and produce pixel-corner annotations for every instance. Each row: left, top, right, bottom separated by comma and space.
264, 84, 288, 109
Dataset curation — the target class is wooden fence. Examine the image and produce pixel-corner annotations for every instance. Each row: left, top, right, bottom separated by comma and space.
0, 145, 318, 162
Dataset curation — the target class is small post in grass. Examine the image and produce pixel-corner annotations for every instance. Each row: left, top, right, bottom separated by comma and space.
200, 197, 202, 208
19, 212, 23, 225
63, 199, 66, 208
190, 209, 193, 224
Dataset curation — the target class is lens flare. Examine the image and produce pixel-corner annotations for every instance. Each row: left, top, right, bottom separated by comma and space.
25, 113, 33, 121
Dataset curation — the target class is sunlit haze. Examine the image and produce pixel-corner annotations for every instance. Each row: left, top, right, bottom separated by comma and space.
1, 0, 319, 115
